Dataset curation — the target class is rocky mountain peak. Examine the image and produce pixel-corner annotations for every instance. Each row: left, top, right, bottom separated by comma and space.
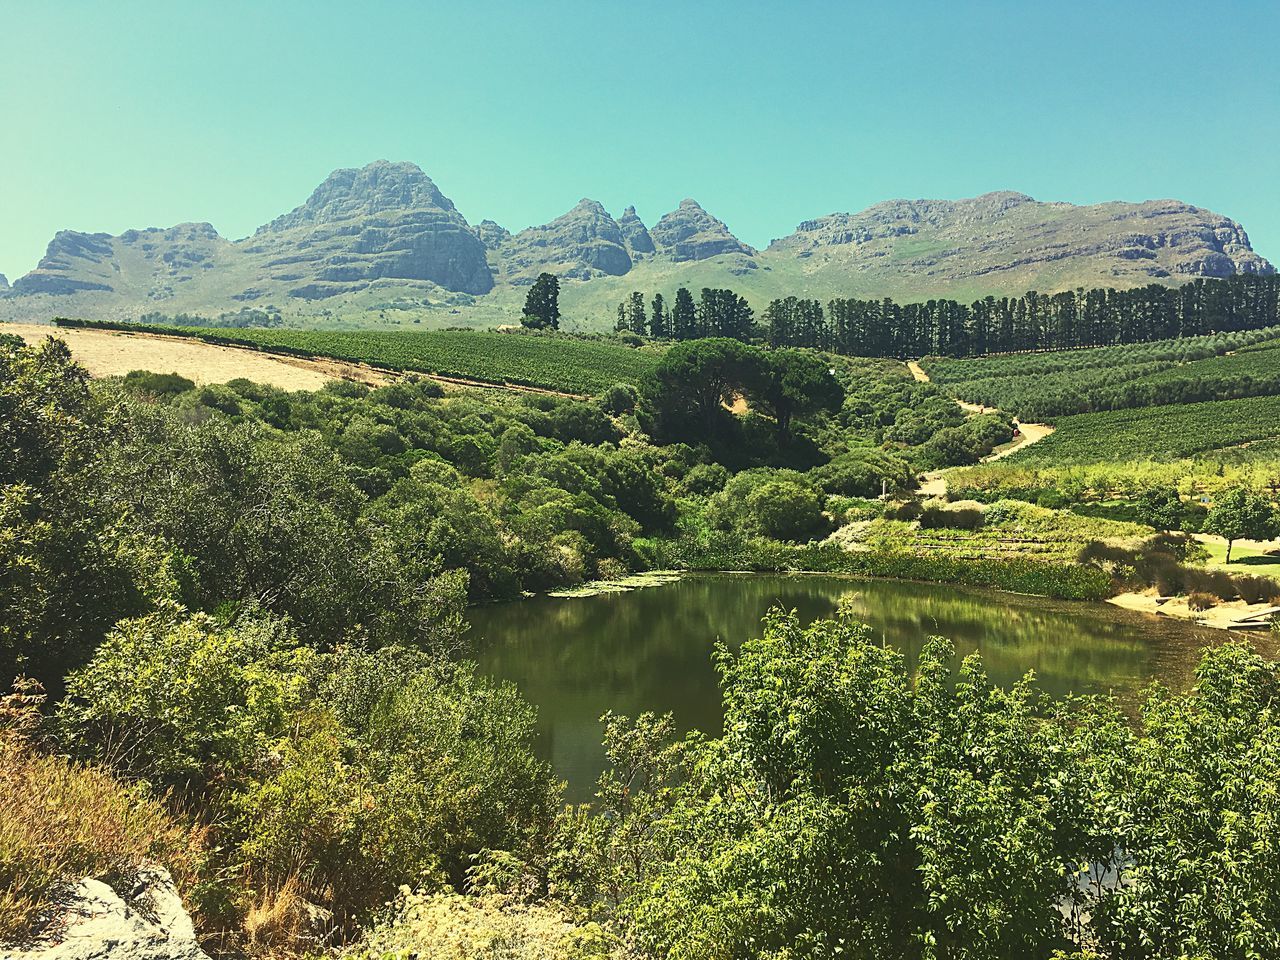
0, 273, 8, 290
473, 219, 511, 249
651, 199, 755, 262
618, 206, 655, 256
256, 160, 456, 234
498, 200, 632, 280
571, 198, 609, 215
245, 160, 493, 296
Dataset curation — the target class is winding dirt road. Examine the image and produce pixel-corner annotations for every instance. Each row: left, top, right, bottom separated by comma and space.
907, 359, 1054, 496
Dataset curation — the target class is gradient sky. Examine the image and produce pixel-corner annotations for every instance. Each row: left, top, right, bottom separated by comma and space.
2, 1, 1278, 282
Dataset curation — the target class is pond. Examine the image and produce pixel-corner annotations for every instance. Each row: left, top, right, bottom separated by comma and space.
470, 573, 1267, 800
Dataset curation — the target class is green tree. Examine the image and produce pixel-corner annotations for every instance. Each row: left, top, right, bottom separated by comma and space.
1203, 487, 1279, 561
697, 288, 754, 341
649, 292, 668, 339
751, 349, 844, 441
626, 291, 647, 336
641, 338, 760, 441
1136, 486, 1183, 531
671, 287, 696, 340
522, 273, 561, 330
0, 337, 168, 682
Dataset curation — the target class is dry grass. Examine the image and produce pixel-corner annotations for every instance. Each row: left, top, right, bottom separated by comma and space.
0, 683, 207, 943
3, 323, 348, 390
244, 874, 314, 952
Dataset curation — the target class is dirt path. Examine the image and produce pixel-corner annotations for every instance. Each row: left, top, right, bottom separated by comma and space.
905, 358, 1054, 496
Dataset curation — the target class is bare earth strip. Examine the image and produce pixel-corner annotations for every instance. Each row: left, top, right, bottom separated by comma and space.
3, 323, 595, 398
3, 322, 361, 391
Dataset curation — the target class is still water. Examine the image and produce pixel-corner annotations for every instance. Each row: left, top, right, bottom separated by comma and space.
470, 573, 1265, 800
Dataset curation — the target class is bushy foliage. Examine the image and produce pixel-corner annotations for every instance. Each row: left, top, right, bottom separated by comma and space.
560, 613, 1280, 958
56, 606, 559, 926
121, 368, 196, 397
708, 470, 831, 542
58, 605, 311, 789
347, 889, 618, 959
811, 448, 914, 498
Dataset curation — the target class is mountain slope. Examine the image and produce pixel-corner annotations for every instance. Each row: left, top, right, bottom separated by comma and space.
1, 163, 1272, 331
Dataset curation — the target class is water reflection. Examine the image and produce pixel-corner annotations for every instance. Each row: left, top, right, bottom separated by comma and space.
470, 573, 1272, 800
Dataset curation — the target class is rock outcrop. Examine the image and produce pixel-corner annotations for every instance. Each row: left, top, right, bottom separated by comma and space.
0, 273, 9, 290
473, 219, 511, 249
12, 223, 234, 301
650, 199, 756, 262
13, 232, 118, 294
618, 205, 655, 258
769, 191, 1274, 285
8, 866, 208, 960
248, 160, 494, 297
497, 199, 632, 281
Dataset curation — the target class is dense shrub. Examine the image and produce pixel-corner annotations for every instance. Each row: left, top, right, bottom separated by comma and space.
122, 369, 195, 397
58, 605, 311, 790
919, 503, 984, 531
708, 470, 831, 542
565, 615, 1280, 956
599, 382, 638, 415
884, 499, 923, 522
812, 449, 914, 498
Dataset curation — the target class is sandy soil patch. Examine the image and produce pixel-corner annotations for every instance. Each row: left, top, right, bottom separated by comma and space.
4, 323, 390, 391
1108, 590, 1279, 631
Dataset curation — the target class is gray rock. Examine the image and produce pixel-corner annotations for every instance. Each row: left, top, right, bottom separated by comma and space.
473, 219, 511, 249
618, 205, 655, 257
13, 232, 117, 295
768, 192, 1274, 286
7, 865, 208, 960
0, 273, 9, 290
498, 199, 632, 280
251, 161, 494, 295
650, 199, 755, 262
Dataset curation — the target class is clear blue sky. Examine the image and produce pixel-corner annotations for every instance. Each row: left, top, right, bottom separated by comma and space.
2, 0, 1278, 281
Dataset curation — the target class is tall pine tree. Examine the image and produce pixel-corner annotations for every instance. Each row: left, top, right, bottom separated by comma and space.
627, 291, 648, 335
672, 287, 696, 340
521, 273, 561, 330
650, 293, 668, 339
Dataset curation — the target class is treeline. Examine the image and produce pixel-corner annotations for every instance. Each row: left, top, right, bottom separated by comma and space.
135, 306, 284, 328
616, 273, 1280, 358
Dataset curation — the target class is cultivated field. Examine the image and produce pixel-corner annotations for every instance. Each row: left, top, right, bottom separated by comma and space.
54, 321, 665, 395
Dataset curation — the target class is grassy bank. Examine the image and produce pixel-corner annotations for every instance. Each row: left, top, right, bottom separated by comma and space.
638, 536, 1114, 601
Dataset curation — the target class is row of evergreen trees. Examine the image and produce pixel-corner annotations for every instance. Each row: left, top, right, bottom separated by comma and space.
615, 287, 754, 341
615, 274, 1280, 357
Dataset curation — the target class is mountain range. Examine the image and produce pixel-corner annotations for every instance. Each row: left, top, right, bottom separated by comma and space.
2, 160, 1273, 330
